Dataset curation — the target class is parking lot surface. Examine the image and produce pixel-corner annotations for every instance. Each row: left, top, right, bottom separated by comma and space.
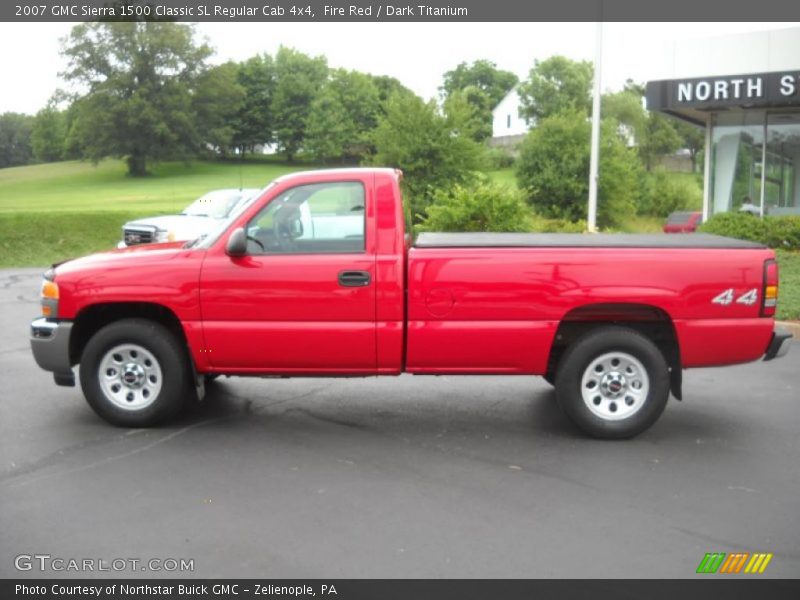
1, 268, 798, 578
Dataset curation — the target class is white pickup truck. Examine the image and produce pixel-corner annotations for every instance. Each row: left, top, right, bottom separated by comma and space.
118, 188, 259, 248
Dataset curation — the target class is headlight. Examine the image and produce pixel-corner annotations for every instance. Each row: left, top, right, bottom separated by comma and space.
40, 279, 59, 318
154, 229, 175, 243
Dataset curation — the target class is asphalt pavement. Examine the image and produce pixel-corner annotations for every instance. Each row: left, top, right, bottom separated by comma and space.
1, 268, 798, 578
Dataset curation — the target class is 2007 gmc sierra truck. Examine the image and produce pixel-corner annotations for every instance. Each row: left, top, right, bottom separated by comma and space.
30, 168, 792, 438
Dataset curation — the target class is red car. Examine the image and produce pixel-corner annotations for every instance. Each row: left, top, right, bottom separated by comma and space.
663, 211, 703, 233
30, 169, 791, 438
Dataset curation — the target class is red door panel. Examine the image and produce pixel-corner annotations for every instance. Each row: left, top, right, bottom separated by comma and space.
200, 253, 376, 372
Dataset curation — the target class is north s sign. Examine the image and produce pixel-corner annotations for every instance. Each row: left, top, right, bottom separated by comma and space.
646, 70, 800, 112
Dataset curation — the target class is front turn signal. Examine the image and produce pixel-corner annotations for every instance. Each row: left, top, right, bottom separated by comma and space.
41, 280, 59, 300
41, 280, 59, 317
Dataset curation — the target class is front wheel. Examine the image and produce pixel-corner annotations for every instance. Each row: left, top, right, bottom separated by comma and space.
79, 319, 189, 427
554, 327, 670, 439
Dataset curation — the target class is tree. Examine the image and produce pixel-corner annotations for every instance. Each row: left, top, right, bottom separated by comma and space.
441, 60, 516, 144
418, 180, 532, 233
61, 22, 212, 176
442, 87, 493, 143
604, 83, 683, 171
305, 69, 380, 163
232, 54, 275, 155
369, 74, 416, 111
638, 113, 683, 171
193, 62, 245, 156
515, 110, 641, 228
370, 92, 486, 220
31, 105, 67, 163
272, 47, 328, 161
0, 112, 34, 168
673, 119, 705, 172
518, 56, 593, 124
602, 89, 646, 136
441, 60, 518, 109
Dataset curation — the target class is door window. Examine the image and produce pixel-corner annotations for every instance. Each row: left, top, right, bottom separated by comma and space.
246, 182, 365, 254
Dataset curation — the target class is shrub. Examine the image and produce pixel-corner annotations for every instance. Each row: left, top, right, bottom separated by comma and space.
530, 215, 586, 233
515, 110, 641, 229
487, 146, 516, 169
699, 213, 800, 250
417, 181, 532, 233
638, 170, 702, 217
765, 216, 800, 249
370, 91, 486, 221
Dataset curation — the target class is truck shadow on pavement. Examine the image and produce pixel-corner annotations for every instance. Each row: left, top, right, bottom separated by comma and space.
176, 376, 735, 445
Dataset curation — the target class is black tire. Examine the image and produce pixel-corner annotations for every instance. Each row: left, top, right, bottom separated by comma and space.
554, 326, 670, 439
543, 372, 555, 386
79, 318, 190, 427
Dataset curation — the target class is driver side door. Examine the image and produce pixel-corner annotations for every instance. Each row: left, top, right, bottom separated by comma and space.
199, 180, 376, 373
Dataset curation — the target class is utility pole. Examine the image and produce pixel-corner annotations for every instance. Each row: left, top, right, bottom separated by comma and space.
587, 21, 603, 233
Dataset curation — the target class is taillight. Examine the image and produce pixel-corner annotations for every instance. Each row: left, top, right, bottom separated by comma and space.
762, 259, 779, 317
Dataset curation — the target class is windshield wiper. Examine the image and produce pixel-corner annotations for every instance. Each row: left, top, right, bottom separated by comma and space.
183, 234, 208, 249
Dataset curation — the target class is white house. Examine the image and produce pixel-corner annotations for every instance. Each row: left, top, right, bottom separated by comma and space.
491, 88, 528, 147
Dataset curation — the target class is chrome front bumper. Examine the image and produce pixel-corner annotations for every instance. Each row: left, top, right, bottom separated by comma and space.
30, 318, 75, 386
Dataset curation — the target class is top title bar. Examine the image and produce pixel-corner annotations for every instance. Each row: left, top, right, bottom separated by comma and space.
4, 0, 800, 22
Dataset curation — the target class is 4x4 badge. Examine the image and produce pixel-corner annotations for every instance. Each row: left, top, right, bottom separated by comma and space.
712, 289, 734, 305
712, 288, 758, 306
736, 289, 759, 305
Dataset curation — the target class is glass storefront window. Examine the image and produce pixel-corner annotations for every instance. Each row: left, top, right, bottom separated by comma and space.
709, 111, 765, 216
765, 113, 800, 215
709, 111, 800, 216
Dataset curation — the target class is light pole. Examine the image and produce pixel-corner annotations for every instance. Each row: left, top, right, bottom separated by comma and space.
587, 21, 603, 233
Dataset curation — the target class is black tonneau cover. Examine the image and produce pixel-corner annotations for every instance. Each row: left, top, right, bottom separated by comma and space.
414, 232, 764, 250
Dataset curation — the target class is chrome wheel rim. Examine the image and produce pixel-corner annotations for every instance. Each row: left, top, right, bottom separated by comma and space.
98, 344, 162, 411
580, 352, 649, 421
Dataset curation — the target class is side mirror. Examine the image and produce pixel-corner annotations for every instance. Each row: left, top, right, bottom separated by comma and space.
226, 227, 247, 257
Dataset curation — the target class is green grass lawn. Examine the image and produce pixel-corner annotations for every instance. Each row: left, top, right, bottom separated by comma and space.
0, 158, 305, 214
776, 250, 800, 321
0, 158, 305, 267
0, 211, 146, 268
487, 167, 517, 188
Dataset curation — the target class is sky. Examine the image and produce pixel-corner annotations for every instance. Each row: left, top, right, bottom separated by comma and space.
0, 21, 797, 114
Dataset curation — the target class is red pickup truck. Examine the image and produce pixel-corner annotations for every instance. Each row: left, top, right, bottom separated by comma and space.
30, 168, 791, 438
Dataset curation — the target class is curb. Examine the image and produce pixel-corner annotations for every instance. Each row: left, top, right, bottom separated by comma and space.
776, 321, 800, 338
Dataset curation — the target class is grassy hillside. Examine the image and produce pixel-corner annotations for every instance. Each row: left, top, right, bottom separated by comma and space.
0, 159, 305, 214
0, 159, 304, 268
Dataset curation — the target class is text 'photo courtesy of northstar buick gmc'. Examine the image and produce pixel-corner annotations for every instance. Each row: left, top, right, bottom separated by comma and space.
30, 168, 792, 439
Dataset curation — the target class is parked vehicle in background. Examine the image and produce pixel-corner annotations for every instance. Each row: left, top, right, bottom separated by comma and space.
118, 188, 260, 248
663, 211, 703, 233
31, 169, 791, 439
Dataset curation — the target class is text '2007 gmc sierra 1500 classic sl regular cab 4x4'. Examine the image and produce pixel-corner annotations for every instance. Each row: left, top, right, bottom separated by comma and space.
30, 168, 792, 439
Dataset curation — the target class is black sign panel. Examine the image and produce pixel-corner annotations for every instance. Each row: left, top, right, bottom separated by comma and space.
646, 71, 800, 112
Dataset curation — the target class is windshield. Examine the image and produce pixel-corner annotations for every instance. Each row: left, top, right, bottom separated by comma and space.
182, 189, 258, 219
189, 183, 275, 249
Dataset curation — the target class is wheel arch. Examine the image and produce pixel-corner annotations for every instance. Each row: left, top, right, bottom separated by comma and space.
548, 303, 682, 400
69, 302, 189, 367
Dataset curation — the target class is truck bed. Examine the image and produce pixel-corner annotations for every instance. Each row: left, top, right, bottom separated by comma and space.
414, 232, 764, 249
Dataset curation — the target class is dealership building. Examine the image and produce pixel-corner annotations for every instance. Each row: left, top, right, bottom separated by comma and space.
646, 26, 800, 219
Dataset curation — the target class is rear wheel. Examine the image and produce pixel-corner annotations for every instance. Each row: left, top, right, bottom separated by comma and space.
554, 326, 670, 439
79, 319, 189, 427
